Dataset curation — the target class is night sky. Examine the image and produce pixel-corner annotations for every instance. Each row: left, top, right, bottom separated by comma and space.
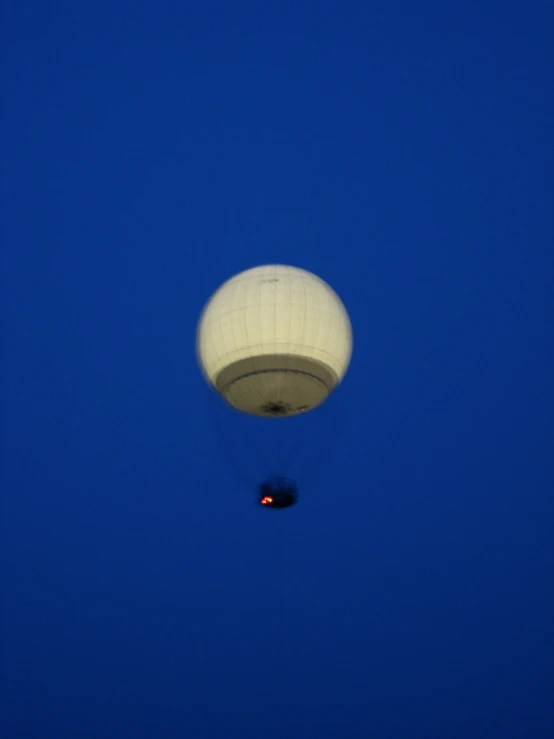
2, 2, 553, 737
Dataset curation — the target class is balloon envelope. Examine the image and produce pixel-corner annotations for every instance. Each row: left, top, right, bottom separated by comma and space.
197, 265, 352, 417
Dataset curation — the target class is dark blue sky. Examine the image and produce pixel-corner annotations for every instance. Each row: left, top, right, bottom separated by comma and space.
2, 2, 553, 737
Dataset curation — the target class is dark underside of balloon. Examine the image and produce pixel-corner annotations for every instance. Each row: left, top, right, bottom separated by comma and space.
216, 354, 338, 418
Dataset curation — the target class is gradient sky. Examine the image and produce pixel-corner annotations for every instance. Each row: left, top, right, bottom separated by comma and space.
2, 2, 553, 738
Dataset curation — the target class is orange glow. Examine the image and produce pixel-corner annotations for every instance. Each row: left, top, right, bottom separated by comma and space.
261, 496, 273, 505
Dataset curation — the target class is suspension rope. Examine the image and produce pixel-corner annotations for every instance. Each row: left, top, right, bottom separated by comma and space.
205, 388, 257, 490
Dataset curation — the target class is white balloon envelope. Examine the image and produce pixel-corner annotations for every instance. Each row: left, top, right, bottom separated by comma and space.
197, 264, 352, 417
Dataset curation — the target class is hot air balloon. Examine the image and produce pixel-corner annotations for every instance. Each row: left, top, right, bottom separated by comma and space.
197, 264, 352, 507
